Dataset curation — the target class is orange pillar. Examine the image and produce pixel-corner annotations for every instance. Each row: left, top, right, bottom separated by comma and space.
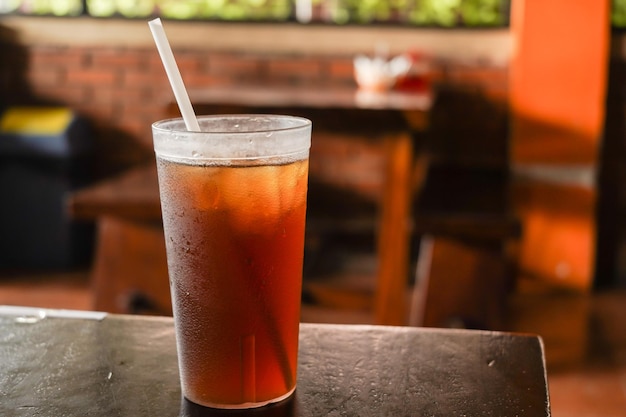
509, 0, 610, 291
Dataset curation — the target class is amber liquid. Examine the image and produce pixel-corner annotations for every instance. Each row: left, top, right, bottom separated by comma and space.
156, 156, 308, 408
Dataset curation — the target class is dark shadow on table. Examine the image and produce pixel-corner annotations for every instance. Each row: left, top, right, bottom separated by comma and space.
180, 395, 297, 417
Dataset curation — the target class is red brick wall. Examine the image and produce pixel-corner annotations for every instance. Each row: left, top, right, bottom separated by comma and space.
14, 45, 361, 177
1, 40, 507, 180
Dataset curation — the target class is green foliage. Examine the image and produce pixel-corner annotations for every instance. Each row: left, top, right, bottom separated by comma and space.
158, 0, 203, 20
159, 0, 291, 21
326, 0, 405, 24
88, 0, 155, 17
325, 0, 506, 27
461, 0, 505, 26
409, 0, 461, 27
49, 0, 83, 15
87, 0, 116, 17
613, 0, 626, 27
13, 0, 83, 16
2, 0, 511, 27
84, 0, 292, 20
117, 0, 154, 17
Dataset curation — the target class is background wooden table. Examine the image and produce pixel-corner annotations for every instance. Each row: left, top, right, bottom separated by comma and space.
69, 85, 433, 323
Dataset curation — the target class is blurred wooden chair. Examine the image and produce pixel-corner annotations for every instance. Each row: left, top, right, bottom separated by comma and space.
407, 85, 521, 329
303, 86, 521, 329
302, 120, 414, 326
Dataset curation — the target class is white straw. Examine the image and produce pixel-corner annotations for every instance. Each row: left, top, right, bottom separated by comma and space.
148, 18, 200, 132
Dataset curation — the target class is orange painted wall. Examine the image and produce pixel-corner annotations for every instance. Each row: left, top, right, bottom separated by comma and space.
509, 0, 609, 164
513, 182, 596, 290
509, 0, 609, 291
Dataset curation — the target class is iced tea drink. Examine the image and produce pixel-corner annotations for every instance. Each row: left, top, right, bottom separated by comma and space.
152, 115, 311, 409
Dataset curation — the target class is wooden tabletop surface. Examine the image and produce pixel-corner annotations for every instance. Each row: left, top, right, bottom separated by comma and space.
0, 308, 550, 416
188, 84, 433, 112
67, 164, 161, 221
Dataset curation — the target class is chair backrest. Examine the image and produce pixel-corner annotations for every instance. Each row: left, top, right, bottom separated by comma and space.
415, 84, 512, 221
425, 84, 509, 169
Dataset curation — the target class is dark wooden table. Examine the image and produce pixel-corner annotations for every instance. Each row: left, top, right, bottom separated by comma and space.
187, 84, 432, 114
69, 84, 433, 323
0, 307, 550, 416
186, 85, 433, 326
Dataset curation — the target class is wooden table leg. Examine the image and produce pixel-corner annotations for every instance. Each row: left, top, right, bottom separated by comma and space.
91, 216, 171, 315
374, 132, 414, 325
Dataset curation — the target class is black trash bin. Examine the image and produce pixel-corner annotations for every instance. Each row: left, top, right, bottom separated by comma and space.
0, 107, 95, 270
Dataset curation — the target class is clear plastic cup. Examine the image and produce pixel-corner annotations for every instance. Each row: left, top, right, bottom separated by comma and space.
152, 114, 311, 409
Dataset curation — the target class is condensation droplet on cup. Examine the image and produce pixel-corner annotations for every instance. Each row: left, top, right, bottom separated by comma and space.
265, 132, 273, 138
191, 150, 201, 158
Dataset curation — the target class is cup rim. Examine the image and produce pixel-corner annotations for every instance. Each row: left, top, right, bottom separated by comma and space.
152, 114, 311, 163
152, 114, 312, 135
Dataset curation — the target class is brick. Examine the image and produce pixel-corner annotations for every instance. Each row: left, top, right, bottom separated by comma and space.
92, 85, 147, 107
90, 48, 147, 70
327, 56, 355, 81
117, 91, 171, 122
146, 53, 169, 69
266, 57, 323, 81
182, 72, 223, 89
67, 68, 119, 86
119, 98, 167, 121
446, 65, 508, 90
123, 66, 169, 89
29, 46, 86, 69
29, 84, 90, 106
172, 51, 203, 73
26, 66, 64, 88
209, 53, 263, 77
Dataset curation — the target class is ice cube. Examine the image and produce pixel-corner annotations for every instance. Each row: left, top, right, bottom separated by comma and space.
219, 164, 282, 234
278, 159, 309, 213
